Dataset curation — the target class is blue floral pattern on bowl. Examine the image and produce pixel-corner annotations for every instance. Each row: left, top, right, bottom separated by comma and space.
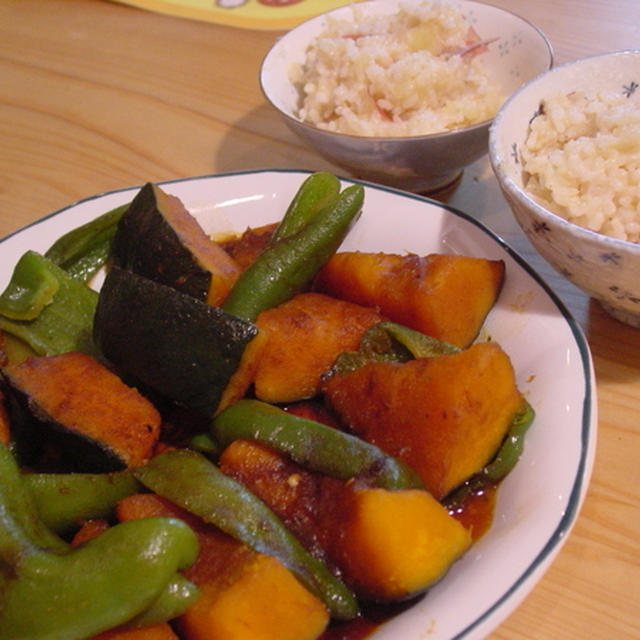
489, 51, 640, 327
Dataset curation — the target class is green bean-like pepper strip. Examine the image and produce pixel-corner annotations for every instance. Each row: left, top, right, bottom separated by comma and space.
23, 470, 142, 535
133, 448, 359, 621
22, 470, 199, 630
45, 203, 129, 283
372, 321, 460, 359
212, 399, 423, 490
0, 519, 199, 640
481, 400, 535, 482
269, 172, 341, 244
123, 573, 200, 630
329, 321, 459, 376
222, 184, 364, 321
0, 443, 200, 640
0, 443, 69, 556
0, 251, 60, 321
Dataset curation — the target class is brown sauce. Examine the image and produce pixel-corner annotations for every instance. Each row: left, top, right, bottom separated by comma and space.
320, 598, 421, 640
448, 482, 498, 542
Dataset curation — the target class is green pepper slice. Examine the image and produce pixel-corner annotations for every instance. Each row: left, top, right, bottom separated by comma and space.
0, 251, 60, 321
270, 172, 341, 244
0, 443, 200, 640
212, 399, 423, 490
23, 470, 142, 535
444, 401, 536, 510
329, 321, 459, 376
0, 251, 98, 356
222, 183, 364, 321
123, 574, 201, 630
133, 448, 359, 621
45, 203, 129, 283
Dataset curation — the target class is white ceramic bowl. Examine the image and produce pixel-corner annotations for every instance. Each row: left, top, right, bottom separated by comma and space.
489, 50, 640, 328
0, 170, 596, 638
260, 0, 553, 193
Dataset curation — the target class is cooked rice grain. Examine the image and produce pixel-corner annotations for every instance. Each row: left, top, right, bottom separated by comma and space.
291, 1, 502, 137
522, 89, 640, 243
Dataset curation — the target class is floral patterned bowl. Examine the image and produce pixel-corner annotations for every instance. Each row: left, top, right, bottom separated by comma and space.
261, 0, 553, 193
489, 50, 640, 327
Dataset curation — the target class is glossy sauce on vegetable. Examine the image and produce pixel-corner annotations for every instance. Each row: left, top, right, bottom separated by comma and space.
449, 482, 498, 542
320, 599, 419, 640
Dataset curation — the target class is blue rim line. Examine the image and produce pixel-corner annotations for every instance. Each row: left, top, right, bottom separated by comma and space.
0, 168, 594, 639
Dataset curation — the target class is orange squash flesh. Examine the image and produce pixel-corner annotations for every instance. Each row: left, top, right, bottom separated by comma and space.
71, 519, 111, 546
152, 185, 242, 306
178, 554, 329, 640
322, 341, 525, 500
113, 183, 242, 307
219, 439, 344, 568
117, 493, 329, 640
220, 440, 471, 602
254, 293, 383, 403
314, 251, 505, 348
329, 487, 471, 601
216, 327, 268, 415
1, 351, 161, 469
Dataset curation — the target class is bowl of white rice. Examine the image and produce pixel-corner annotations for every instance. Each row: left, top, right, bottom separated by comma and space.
261, 0, 553, 193
489, 49, 640, 327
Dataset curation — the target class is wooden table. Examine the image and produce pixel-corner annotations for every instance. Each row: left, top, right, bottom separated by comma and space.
1, 1, 639, 637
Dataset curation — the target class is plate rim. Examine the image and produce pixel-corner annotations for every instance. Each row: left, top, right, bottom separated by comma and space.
0, 168, 596, 639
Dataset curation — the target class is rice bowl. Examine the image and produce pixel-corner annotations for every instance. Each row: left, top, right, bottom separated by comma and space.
521, 88, 640, 243
489, 50, 640, 327
291, 1, 504, 137
260, 0, 553, 192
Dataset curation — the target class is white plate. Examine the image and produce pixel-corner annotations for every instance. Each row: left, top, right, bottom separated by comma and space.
0, 170, 596, 639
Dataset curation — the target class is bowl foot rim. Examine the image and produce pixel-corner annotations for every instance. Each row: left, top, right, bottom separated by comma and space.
599, 300, 640, 328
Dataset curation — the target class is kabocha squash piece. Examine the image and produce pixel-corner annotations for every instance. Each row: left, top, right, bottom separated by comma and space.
314, 252, 505, 348
328, 486, 471, 601
72, 519, 111, 546
220, 223, 277, 270
219, 440, 471, 602
213, 400, 423, 490
219, 439, 346, 569
180, 553, 329, 640
216, 443, 320, 581
322, 342, 526, 500
93, 266, 263, 417
133, 449, 357, 621
254, 293, 384, 403
117, 493, 330, 640
1, 351, 161, 472
111, 182, 241, 306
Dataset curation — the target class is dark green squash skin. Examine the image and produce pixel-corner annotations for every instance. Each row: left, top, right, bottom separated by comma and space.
0, 372, 127, 473
111, 182, 212, 301
93, 266, 259, 417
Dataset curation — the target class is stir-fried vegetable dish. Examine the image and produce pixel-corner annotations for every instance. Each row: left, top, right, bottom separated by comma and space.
0, 173, 534, 640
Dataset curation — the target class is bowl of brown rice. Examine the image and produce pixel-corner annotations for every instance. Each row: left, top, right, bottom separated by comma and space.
261, 0, 553, 193
489, 49, 640, 327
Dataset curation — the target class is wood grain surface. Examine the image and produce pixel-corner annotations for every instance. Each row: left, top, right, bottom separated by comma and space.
1, 1, 639, 638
